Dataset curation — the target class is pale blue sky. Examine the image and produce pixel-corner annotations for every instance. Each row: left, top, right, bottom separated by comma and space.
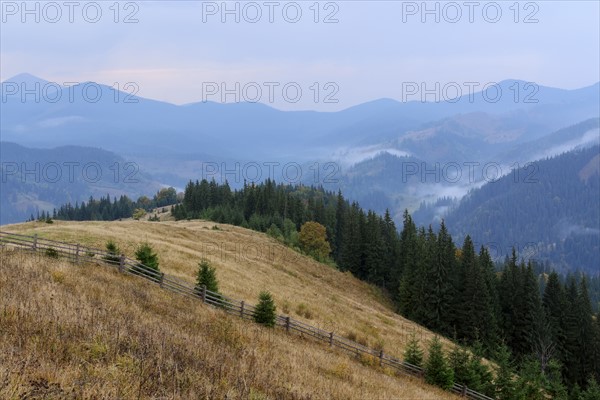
1, 0, 599, 110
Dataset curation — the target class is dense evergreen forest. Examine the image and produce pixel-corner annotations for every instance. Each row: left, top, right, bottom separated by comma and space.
53, 179, 600, 397
444, 145, 600, 275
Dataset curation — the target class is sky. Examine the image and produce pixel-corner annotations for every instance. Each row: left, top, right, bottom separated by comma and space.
1, 0, 599, 111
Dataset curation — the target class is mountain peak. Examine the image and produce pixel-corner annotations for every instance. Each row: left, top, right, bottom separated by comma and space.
3, 73, 50, 86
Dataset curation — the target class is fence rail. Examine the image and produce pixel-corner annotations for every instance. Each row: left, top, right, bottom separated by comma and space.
0, 231, 495, 400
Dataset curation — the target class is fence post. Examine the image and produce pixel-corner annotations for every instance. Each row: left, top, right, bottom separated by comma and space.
32, 234, 38, 251
379, 350, 384, 366
75, 243, 80, 264
159, 272, 165, 288
240, 301, 245, 318
461, 385, 467, 397
285, 316, 290, 333
201, 285, 206, 303
329, 332, 334, 347
119, 254, 125, 273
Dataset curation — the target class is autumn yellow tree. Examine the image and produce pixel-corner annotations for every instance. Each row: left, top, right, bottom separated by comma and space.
299, 221, 331, 261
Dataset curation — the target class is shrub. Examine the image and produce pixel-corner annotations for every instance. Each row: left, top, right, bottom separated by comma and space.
132, 208, 146, 220
45, 247, 59, 258
254, 291, 276, 327
295, 303, 314, 319
266, 223, 284, 241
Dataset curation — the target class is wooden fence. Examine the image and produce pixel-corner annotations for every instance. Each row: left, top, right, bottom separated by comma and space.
0, 231, 495, 400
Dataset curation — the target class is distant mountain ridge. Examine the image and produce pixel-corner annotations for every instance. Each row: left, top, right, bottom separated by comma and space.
2, 74, 598, 160
0, 142, 162, 225
442, 145, 600, 274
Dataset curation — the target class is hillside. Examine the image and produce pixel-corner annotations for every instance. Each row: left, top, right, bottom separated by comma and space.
444, 145, 600, 274
1, 219, 465, 399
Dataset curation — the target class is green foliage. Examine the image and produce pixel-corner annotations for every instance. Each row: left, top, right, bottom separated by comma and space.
299, 221, 331, 261
254, 291, 276, 327
196, 259, 220, 294
403, 333, 424, 367
103, 240, 121, 264
494, 345, 517, 400
449, 345, 478, 390
132, 208, 146, 220
424, 336, 454, 390
580, 376, 600, 400
132, 242, 160, 279
45, 247, 59, 258
266, 223, 284, 241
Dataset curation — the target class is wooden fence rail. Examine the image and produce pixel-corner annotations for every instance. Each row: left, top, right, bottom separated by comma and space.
0, 231, 495, 400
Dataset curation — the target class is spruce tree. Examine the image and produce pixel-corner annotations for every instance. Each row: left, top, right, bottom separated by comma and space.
479, 246, 500, 353
581, 377, 600, 400
577, 277, 596, 385
563, 276, 582, 386
424, 336, 454, 390
543, 271, 567, 361
494, 344, 517, 400
132, 242, 160, 279
427, 220, 456, 336
403, 333, 424, 367
449, 345, 478, 389
195, 259, 220, 294
254, 291, 277, 327
103, 240, 121, 264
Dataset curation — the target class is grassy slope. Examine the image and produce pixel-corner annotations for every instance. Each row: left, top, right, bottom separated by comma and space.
1, 219, 462, 399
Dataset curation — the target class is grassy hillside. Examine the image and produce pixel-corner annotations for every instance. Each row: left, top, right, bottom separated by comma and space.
1, 219, 465, 398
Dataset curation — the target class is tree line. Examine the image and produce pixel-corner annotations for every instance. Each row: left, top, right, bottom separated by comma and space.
51, 187, 178, 221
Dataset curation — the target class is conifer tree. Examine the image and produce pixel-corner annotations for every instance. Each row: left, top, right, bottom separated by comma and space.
543, 271, 567, 359
254, 291, 277, 327
403, 333, 424, 367
132, 242, 160, 279
195, 259, 220, 294
494, 344, 517, 400
103, 240, 121, 264
425, 336, 454, 390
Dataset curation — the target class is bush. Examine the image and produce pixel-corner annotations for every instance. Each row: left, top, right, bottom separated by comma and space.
266, 223, 284, 241
132, 208, 146, 220
295, 303, 314, 319
103, 240, 121, 264
131, 242, 160, 280
45, 247, 59, 258
425, 336, 454, 390
254, 291, 276, 327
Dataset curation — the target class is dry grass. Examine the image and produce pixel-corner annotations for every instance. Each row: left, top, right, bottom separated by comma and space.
0, 248, 459, 399
4, 220, 458, 354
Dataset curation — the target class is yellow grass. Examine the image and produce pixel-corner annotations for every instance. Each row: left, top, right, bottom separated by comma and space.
0, 249, 459, 399
1, 219, 466, 398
